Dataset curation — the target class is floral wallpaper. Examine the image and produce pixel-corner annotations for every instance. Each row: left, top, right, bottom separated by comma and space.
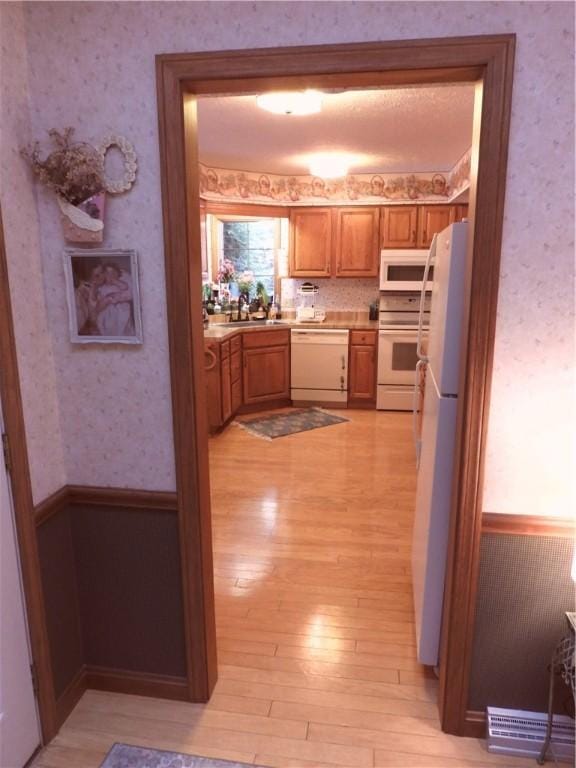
449, 148, 472, 199
0, 2, 67, 503
3, 1, 573, 517
200, 164, 455, 205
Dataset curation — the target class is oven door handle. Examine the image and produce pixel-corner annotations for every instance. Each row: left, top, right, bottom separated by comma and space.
413, 359, 426, 468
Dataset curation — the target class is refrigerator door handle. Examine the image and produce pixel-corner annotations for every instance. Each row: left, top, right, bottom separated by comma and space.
417, 235, 436, 363
413, 359, 426, 468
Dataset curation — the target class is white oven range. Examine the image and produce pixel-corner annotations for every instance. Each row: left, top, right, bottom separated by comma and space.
377, 294, 430, 411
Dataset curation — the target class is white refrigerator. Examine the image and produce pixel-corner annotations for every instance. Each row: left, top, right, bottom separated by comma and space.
412, 222, 468, 667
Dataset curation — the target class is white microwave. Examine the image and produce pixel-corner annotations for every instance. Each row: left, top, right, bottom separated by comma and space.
379, 249, 433, 292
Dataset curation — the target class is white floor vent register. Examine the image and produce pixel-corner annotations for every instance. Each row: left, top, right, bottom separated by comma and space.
487, 707, 575, 763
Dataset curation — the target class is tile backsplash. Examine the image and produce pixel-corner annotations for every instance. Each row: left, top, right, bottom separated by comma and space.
281, 278, 379, 311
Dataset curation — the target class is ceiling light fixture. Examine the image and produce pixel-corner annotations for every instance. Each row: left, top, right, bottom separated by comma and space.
256, 90, 323, 116
309, 153, 351, 179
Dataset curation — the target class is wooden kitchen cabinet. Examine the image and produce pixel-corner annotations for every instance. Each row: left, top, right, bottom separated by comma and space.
220, 340, 232, 423
348, 330, 377, 406
334, 207, 380, 277
243, 329, 290, 405
204, 333, 243, 433
381, 206, 418, 249
204, 341, 222, 433
453, 204, 469, 222
289, 208, 332, 277
230, 336, 243, 413
417, 205, 454, 248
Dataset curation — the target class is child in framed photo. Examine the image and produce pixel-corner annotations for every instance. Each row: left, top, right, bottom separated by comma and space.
64, 249, 143, 343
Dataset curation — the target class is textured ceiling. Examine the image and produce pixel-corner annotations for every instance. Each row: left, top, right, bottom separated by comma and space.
197, 84, 475, 175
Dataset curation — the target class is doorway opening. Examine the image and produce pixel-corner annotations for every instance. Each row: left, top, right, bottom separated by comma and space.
156, 36, 514, 738
195, 78, 475, 741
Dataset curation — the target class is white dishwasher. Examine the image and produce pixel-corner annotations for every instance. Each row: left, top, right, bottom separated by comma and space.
291, 328, 349, 404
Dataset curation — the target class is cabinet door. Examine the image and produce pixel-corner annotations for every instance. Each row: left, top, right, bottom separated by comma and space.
349, 344, 376, 403
221, 354, 232, 422
334, 207, 380, 277
289, 208, 332, 277
231, 376, 242, 414
204, 342, 222, 432
417, 205, 453, 248
453, 204, 469, 222
243, 345, 290, 404
381, 206, 418, 249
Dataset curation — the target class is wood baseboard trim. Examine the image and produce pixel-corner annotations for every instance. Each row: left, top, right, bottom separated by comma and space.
482, 512, 575, 538
35, 485, 178, 525
463, 709, 486, 738
84, 665, 189, 701
54, 665, 88, 730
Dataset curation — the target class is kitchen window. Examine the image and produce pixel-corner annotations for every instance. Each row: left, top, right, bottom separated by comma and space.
209, 213, 288, 299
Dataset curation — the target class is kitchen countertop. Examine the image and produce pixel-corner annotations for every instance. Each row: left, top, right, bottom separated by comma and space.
204, 317, 379, 340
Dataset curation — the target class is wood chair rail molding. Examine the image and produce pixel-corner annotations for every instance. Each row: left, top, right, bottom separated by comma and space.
156, 33, 515, 737
33, 485, 178, 527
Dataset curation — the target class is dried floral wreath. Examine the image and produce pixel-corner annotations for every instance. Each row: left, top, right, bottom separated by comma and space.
21, 127, 105, 206
21, 127, 138, 205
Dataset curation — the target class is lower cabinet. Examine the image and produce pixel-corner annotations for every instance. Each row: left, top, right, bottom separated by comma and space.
221, 340, 232, 423
205, 329, 290, 433
348, 330, 377, 406
207, 326, 380, 430
204, 341, 223, 433
243, 330, 291, 405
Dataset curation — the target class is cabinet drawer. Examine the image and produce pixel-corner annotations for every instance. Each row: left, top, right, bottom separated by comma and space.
243, 329, 290, 349
221, 339, 230, 359
231, 334, 242, 354
350, 330, 377, 346
231, 349, 242, 382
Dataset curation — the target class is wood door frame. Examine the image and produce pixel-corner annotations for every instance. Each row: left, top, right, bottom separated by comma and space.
155, 34, 515, 735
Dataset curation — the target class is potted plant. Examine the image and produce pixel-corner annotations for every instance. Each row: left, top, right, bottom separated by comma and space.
21, 128, 106, 243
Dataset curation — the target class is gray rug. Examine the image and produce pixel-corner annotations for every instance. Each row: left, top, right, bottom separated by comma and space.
101, 743, 260, 768
235, 406, 349, 440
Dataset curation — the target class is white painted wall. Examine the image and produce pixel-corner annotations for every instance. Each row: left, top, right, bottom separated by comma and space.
2, 1, 574, 516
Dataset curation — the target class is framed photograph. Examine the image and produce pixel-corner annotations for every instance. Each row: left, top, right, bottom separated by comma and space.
63, 248, 143, 344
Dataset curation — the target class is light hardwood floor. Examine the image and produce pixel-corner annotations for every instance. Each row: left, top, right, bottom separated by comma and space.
34, 410, 531, 768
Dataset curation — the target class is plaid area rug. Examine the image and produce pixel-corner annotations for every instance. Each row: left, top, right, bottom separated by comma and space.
234, 407, 349, 440
101, 743, 260, 768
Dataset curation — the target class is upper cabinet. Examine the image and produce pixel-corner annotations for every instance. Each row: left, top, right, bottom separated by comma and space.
381, 204, 468, 249
381, 206, 418, 249
288, 204, 469, 276
417, 205, 454, 248
289, 208, 332, 277
334, 207, 380, 277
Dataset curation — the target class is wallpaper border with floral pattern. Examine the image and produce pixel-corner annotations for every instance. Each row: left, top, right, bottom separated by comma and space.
199, 148, 471, 206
